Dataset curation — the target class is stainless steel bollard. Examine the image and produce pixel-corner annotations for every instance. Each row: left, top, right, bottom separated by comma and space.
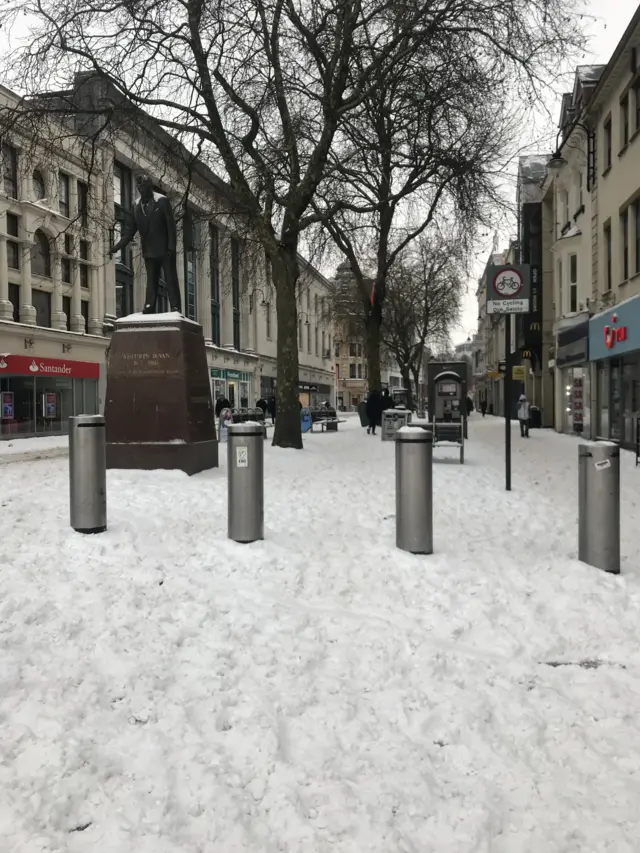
578, 442, 620, 574
228, 422, 264, 543
69, 414, 107, 534
396, 425, 433, 554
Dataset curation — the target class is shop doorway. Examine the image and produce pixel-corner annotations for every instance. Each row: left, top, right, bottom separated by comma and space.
228, 382, 237, 408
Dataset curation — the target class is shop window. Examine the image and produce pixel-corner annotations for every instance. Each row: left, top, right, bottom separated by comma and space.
9, 283, 20, 321
6, 212, 19, 269
81, 300, 89, 332
0, 375, 35, 437
349, 363, 356, 379
603, 119, 612, 171
33, 169, 46, 200
231, 236, 241, 349
604, 223, 612, 290
63, 295, 72, 330
31, 230, 51, 277
77, 180, 88, 227
2, 143, 18, 199
622, 209, 629, 281
113, 162, 132, 266
32, 288, 52, 328
621, 95, 630, 148
62, 233, 73, 283
59, 172, 70, 217
210, 224, 220, 345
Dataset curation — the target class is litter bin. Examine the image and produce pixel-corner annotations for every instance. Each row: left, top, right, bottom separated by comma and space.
228, 421, 264, 543
382, 408, 411, 441
578, 442, 620, 574
69, 414, 107, 534
395, 426, 433, 554
529, 405, 541, 429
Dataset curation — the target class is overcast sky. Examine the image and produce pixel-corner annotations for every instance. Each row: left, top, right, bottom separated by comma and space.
453, 0, 640, 344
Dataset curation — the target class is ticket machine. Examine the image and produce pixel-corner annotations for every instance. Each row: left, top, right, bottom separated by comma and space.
432, 371, 464, 423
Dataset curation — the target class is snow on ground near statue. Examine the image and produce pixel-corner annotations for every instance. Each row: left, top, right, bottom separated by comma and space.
3, 418, 640, 852
0, 433, 68, 463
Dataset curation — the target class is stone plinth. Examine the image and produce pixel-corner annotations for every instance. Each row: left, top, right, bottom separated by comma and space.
104, 312, 218, 475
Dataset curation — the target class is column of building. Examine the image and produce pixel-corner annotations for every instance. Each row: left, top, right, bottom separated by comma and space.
199, 224, 213, 342
18, 160, 36, 324
0, 212, 12, 320
220, 231, 234, 348
52, 235, 66, 330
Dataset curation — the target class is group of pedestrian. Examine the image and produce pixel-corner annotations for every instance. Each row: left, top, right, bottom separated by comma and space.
364, 388, 393, 436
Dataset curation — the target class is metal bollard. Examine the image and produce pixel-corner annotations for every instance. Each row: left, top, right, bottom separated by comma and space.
396, 425, 433, 554
578, 442, 620, 574
228, 421, 264, 543
69, 414, 107, 534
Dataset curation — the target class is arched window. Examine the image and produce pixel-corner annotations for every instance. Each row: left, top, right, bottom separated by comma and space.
31, 229, 51, 277
33, 169, 46, 200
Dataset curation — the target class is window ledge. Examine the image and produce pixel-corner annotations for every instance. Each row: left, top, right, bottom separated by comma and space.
631, 127, 640, 145
628, 271, 640, 284
560, 221, 572, 236
573, 205, 585, 220
602, 165, 612, 178
618, 143, 629, 158
620, 278, 630, 286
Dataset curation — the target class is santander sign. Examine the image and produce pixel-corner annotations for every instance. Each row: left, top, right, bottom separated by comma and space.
0, 354, 99, 379
603, 314, 627, 350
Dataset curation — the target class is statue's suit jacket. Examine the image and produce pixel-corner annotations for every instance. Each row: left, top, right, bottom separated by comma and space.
121, 193, 177, 259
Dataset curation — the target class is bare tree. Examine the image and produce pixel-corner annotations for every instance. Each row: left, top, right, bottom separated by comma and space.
381, 233, 465, 409
2, 0, 518, 448
311, 0, 584, 390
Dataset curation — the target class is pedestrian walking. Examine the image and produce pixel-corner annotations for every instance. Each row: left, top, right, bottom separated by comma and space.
466, 396, 474, 417
381, 389, 393, 412
480, 398, 487, 418
518, 393, 530, 438
215, 396, 231, 418
365, 389, 383, 436
267, 396, 276, 424
256, 397, 268, 415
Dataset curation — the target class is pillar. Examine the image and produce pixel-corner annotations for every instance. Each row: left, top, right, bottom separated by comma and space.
19, 230, 36, 325
220, 233, 234, 348
199, 227, 212, 341
52, 237, 66, 330
0, 212, 13, 320
71, 256, 84, 333
88, 262, 102, 335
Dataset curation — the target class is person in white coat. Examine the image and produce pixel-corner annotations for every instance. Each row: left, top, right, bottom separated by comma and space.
517, 393, 530, 437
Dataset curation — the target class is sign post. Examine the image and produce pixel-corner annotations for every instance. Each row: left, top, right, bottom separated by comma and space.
486, 265, 531, 491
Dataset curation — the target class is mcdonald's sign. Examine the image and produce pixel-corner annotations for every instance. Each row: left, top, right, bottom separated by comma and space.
529, 321, 541, 331
521, 349, 533, 359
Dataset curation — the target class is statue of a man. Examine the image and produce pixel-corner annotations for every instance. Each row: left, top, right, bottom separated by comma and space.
111, 173, 183, 315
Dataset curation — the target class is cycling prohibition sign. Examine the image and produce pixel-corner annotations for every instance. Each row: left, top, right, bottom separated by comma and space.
492, 267, 524, 298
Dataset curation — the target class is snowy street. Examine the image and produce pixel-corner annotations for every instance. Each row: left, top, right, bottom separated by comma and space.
3, 416, 640, 852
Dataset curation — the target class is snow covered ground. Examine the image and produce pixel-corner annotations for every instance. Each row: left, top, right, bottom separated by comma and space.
0, 433, 68, 464
3, 416, 640, 852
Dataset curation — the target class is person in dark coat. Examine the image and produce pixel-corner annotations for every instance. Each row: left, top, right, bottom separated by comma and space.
466, 396, 474, 416
365, 389, 383, 436
256, 398, 268, 414
215, 397, 231, 418
381, 389, 393, 412
267, 396, 277, 424
480, 398, 487, 417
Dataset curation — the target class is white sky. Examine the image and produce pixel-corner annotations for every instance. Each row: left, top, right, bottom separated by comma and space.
452, 0, 640, 344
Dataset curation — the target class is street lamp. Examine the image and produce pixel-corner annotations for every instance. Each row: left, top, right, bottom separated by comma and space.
547, 118, 595, 190
298, 311, 311, 326
249, 288, 267, 313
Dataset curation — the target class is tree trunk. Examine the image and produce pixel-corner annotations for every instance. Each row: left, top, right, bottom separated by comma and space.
400, 366, 413, 410
271, 246, 302, 449
365, 308, 382, 392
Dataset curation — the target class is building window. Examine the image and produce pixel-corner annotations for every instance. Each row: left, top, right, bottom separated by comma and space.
59, 172, 70, 217
298, 318, 303, 349
621, 95, 630, 149
557, 258, 563, 315
314, 325, 319, 355
635, 81, 640, 134
77, 180, 88, 227
231, 236, 241, 350
306, 289, 310, 311
63, 295, 72, 330
79, 240, 89, 289
6, 212, 19, 269
322, 330, 326, 355
62, 234, 73, 284
183, 207, 197, 322
81, 300, 89, 332
210, 224, 220, 346
31, 229, 51, 277
357, 363, 363, 379
116, 279, 133, 318
265, 301, 272, 339
2, 143, 18, 199
335, 341, 340, 357
349, 341, 357, 357
604, 119, 612, 171
9, 283, 20, 321
604, 223, 612, 290
113, 162, 132, 266
622, 209, 629, 281
635, 201, 640, 275
349, 363, 356, 379
32, 288, 52, 328
307, 322, 311, 353
314, 293, 318, 315
33, 169, 46, 200
569, 254, 577, 312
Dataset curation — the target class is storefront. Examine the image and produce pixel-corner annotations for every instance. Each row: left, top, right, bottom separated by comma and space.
210, 368, 252, 409
0, 353, 100, 438
589, 296, 640, 447
299, 381, 332, 407
555, 315, 590, 436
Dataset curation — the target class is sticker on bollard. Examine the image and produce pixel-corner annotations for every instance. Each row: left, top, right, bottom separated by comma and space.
236, 446, 248, 467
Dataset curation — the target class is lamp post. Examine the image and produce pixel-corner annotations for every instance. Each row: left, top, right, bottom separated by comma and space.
547, 119, 595, 190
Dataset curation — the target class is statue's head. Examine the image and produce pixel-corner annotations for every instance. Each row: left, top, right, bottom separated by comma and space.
136, 172, 154, 200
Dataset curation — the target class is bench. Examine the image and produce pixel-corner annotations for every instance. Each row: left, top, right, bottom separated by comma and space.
309, 406, 346, 432
432, 421, 464, 464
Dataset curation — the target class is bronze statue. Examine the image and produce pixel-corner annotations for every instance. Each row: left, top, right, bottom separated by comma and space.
111, 174, 182, 314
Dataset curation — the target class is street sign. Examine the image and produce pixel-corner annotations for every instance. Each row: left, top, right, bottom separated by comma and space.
486, 265, 531, 315
512, 365, 525, 381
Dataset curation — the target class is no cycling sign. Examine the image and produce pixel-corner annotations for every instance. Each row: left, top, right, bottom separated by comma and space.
486, 265, 531, 314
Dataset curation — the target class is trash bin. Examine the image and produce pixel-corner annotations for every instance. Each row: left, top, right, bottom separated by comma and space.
382, 408, 411, 441
530, 405, 541, 429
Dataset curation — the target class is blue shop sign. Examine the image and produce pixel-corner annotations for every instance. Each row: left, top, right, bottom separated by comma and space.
589, 295, 640, 361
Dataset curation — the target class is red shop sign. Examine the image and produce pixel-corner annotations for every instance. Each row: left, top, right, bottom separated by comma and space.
0, 354, 100, 379
603, 315, 627, 349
